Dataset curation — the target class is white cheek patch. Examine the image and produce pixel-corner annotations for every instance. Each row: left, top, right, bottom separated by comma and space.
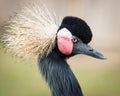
57, 28, 72, 39
57, 28, 73, 55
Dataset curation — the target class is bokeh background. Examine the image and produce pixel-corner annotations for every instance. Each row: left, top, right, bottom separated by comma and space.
0, 0, 120, 96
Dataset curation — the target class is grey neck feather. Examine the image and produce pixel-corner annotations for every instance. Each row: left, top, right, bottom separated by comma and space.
38, 50, 83, 96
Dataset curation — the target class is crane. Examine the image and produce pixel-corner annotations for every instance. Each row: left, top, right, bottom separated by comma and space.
2, 1, 106, 96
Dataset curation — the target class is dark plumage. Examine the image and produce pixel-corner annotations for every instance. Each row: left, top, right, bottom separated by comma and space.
39, 50, 83, 96
58, 16, 92, 44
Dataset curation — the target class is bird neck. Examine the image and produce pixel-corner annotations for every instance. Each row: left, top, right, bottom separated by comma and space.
38, 50, 83, 96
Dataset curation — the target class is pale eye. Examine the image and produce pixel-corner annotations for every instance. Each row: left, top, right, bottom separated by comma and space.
72, 36, 79, 43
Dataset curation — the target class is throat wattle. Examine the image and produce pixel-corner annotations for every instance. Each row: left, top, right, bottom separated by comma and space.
64, 57, 69, 61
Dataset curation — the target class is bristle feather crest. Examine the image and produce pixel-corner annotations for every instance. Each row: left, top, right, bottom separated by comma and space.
2, 1, 60, 58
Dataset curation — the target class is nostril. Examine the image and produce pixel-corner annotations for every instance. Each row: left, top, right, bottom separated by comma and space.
89, 49, 93, 52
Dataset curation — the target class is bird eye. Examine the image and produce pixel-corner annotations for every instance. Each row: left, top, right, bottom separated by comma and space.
72, 36, 79, 43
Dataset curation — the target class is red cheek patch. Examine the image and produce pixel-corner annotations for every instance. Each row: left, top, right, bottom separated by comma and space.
57, 36, 73, 55
57, 28, 73, 55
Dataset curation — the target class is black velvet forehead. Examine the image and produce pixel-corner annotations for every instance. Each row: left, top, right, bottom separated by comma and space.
58, 16, 92, 44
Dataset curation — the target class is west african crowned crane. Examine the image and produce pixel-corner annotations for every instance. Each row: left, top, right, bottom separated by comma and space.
2, 1, 106, 96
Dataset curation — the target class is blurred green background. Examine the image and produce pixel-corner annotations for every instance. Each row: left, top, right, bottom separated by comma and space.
0, 0, 120, 96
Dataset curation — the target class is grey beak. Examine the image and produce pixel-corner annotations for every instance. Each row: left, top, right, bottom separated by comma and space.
84, 47, 106, 59
73, 42, 106, 59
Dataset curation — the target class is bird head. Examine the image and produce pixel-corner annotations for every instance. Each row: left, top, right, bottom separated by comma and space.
56, 16, 106, 59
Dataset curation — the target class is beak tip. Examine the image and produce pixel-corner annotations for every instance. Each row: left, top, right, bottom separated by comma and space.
99, 56, 107, 60
95, 53, 107, 60
89, 50, 107, 60
101, 55, 107, 60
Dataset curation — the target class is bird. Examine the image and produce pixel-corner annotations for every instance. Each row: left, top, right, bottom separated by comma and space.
2, 1, 106, 96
